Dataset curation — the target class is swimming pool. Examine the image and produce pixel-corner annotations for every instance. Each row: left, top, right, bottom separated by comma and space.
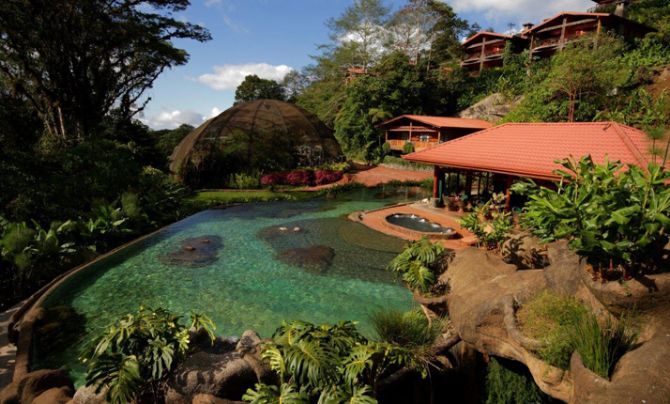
32, 187, 425, 384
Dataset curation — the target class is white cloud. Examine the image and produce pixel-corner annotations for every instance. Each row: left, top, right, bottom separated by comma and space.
197, 63, 293, 91
445, 0, 595, 24
141, 109, 205, 130
206, 107, 223, 119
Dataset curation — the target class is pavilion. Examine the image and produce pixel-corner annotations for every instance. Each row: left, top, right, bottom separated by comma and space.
402, 122, 663, 209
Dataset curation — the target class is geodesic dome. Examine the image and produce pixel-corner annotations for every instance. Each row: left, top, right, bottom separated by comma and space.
169, 99, 342, 186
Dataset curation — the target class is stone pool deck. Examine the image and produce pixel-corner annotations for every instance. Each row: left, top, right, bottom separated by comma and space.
350, 202, 476, 250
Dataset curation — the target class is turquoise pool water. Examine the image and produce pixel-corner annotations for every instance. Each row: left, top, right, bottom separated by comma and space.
34, 187, 424, 383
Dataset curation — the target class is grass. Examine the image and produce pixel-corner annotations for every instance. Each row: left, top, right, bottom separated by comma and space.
518, 291, 588, 369
484, 357, 548, 404
518, 291, 637, 377
370, 309, 443, 349
382, 155, 432, 171
568, 313, 638, 378
188, 189, 315, 205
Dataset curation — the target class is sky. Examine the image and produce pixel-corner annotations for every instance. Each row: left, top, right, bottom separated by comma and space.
140, 0, 594, 130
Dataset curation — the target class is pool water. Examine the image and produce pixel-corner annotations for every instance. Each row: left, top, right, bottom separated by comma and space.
34, 187, 425, 384
386, 213, 455, 235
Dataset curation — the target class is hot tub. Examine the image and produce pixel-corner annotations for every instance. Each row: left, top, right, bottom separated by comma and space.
386, 213, 457, 238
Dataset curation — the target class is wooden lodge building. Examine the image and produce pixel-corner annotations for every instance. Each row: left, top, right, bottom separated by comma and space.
461, 0, 654, 73
460, 32, 528, 73
527, 11, 654, 59
378, 115, 492, 153
402, 122, 662, 209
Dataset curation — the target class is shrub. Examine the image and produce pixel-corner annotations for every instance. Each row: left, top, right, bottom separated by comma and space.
285, 170, 313, 186
512, 156, 670, 278
388, 237, 452, 294
260, 172, 287, 187
314, 170, 344, 185
81, 306, 215, 404
244, 320, 428, 403
228, 171, 261, 189
485, 357, 548, 404
460, 194, 513, 252
402, 142, 415, 154
381, 142, 391, 156
370, 309, 442, 349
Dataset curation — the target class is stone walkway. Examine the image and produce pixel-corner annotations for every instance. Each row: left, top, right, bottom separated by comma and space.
0, 304, 20, 388
301, 165, 433, 191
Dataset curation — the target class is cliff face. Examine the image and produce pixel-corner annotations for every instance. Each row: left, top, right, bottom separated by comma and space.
458, 93, 523, 123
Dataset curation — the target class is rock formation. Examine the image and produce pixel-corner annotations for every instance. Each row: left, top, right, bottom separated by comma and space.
441, 240, 670, 403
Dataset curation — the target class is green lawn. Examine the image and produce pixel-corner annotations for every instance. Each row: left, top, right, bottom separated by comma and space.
188, 189, 315, 205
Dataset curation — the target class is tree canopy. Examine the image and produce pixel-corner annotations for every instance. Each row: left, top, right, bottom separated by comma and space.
235, 74, 286, 103
0, 0, 210, 145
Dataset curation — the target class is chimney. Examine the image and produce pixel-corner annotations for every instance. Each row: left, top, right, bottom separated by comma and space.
615, 0, 629, 18
522, 23, 534, 31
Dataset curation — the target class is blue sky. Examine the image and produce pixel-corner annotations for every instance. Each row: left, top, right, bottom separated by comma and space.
141, 0, 594, 129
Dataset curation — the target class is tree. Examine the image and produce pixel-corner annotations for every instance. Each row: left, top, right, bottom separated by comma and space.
327, 0, 391, 70
426, 0, 476, 64
281, 71, 310, 103
385, 0, 472, 66
0, 0, 210, 145
333, 52, 448, 157
234, 74, 286, 103
545, 34, 629, 121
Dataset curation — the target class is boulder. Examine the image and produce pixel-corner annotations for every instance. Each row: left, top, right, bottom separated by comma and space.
159, 235, 223, 267
458, 93, 523, 123
501, 232, 549, 270
275, 245, 335, 273
32, 386, 73, 404
1, 369, 74, 404
442, 242, 670, 403
191, 393, 245, 404
69, 385, 108, 404
169, 330, 265, 401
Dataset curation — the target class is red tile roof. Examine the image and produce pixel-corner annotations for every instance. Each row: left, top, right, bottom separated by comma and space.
403, 122, 660, 181
379, 115, 493, 130
461, 31, 514, 47
527, 12, 652, 34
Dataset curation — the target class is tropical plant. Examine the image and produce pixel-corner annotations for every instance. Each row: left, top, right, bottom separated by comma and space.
370, 309, 443, 349
388, 237, 451, 293
460, 194, 513, 252
81, 306, 215, 404
512, 156, 670, 277
244, 319, 429, 404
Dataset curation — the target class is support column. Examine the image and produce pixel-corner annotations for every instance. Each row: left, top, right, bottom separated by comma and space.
433, 166, 440, 199
504, 175, 514, 211
465, 171, 474, 199
479, 37, 487, 73
559, 17, 568, 51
